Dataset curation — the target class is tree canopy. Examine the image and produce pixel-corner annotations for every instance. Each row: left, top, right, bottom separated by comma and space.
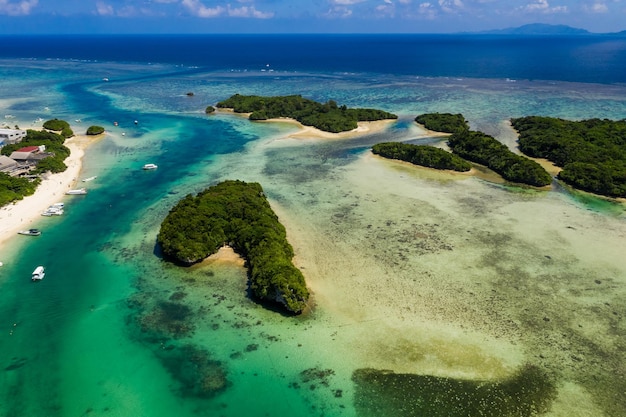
216, 94, 397, 133
448, 128, 552, 187
372, 142, 472, 172
86, 125, 105, 135
43, 118, 74, 138
511, 116, 626, 197
157, 180, 309, 314
415, 113, 468, 133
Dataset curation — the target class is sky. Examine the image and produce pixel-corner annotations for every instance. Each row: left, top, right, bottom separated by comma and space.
0, 0, 624, 34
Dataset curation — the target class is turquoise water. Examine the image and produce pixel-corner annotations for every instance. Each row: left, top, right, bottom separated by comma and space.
1, 59, 626, 417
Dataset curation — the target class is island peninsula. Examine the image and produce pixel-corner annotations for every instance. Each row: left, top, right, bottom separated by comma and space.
215, 94, 397, 133
157, 180, 309, 314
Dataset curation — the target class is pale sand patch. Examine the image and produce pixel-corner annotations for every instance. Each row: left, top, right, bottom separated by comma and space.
0, 133, 103, 254
196, 245, 245, 267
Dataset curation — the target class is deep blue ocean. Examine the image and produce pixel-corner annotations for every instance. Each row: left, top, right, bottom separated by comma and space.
2, 34, 626, 84
1, 35, 625, 417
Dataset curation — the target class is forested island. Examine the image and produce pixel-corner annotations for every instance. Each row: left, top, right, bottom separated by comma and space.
398, 113, 553, 187
0, 120, 73, 206
157, 180, 309, 314
414, 113, 467, 133
447, 129, 553, 187
216, 94, 397, 133
511, 116, 626, 198
372, 142, 472, 172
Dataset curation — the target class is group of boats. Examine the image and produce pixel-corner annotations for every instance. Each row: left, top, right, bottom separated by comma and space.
41, 202, 64, 217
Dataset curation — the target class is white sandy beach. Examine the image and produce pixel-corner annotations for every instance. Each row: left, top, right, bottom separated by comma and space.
0, 134, 96, 252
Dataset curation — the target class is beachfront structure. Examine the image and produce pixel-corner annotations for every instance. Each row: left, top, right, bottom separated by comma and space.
0, 128, 27, 146
9, 145, 47, 162
0, 155, 18, 174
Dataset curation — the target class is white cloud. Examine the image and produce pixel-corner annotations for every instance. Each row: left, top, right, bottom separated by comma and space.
182, 0, 225, 17
589, 2, 609, 13
227, 5, 274, 18
0, 0, 38, 16
96, 1, 114, 16
324, 5, 354, 17
330, 0, 366, 4
418, 1, 436, 18
181, 0, 273, 18
439, 0, 463, 13
519, 0, 567, 14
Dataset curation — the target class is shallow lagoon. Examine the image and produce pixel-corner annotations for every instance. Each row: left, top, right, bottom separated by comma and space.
0, 61, 625, 416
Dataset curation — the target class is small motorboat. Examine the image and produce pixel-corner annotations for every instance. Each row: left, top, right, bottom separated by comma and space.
143, 163, 158, 170
66, 188, 87, 195
31, 266, 45, 281
18, 229, 41, 236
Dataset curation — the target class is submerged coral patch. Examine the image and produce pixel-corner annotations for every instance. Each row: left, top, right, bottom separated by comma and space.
352, 365, 557, 417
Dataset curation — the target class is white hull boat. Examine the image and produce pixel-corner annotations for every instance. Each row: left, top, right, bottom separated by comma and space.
66, 188, 87, 195
32, 266, 45, 281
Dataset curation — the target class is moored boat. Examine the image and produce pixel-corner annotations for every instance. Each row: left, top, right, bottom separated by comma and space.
31, 266, 45, 281
143, 163, 158, 170
82, 176, 97, 182
66, 188, 87, 195
42, 207, 63, 216
18, 229, 41, 236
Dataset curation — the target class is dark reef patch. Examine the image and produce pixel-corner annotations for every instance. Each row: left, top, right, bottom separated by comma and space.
352, 364, 557, 417
158, 344, 229, 398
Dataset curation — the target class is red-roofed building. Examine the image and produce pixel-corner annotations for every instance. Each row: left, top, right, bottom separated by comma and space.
16, 146, 40, 153
9, 145, 47, 163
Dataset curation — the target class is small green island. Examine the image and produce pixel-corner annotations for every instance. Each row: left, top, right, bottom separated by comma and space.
42, 118, 74, 139
407, 113, 553, 187
86, 125, 105, 135
157, 180, 309, 314
511, 116, 626, 198
372, 142, 472, 172
216, 94, 397, 133
374, 113, 552, 187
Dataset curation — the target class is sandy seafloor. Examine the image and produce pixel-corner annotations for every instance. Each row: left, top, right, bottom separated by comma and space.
0, 60, 625, 417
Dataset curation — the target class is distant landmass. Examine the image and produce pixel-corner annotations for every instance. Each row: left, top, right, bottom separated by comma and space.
473, 23, 625, 36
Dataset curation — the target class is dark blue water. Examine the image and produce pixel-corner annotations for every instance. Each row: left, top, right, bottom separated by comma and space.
1, 34, 626, 84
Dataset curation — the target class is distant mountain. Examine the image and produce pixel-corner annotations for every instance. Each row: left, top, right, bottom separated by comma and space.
478, 23, 591, 35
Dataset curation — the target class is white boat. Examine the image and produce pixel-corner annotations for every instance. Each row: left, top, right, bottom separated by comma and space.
143, 163, 158, 170
18, 229, 41, 236
82, 176, 97, 182
50, 202, 64, 208
42, 207, 63, 216
66, 188, 87, 195
31, 266, 45, 281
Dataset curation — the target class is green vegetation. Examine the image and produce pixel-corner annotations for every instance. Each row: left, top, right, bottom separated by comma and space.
511, 116, 626, 197
43, 118, 74, 138
157, 180, 309, 314
372, 142, 471, 172
86, 125, 105, 135
1, 129, 70, 174
205, 106, 215, 114
0, 172, 39, 207
415, 113, 468, 133
216, 94, 397, 133
448, 128, 552, 187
